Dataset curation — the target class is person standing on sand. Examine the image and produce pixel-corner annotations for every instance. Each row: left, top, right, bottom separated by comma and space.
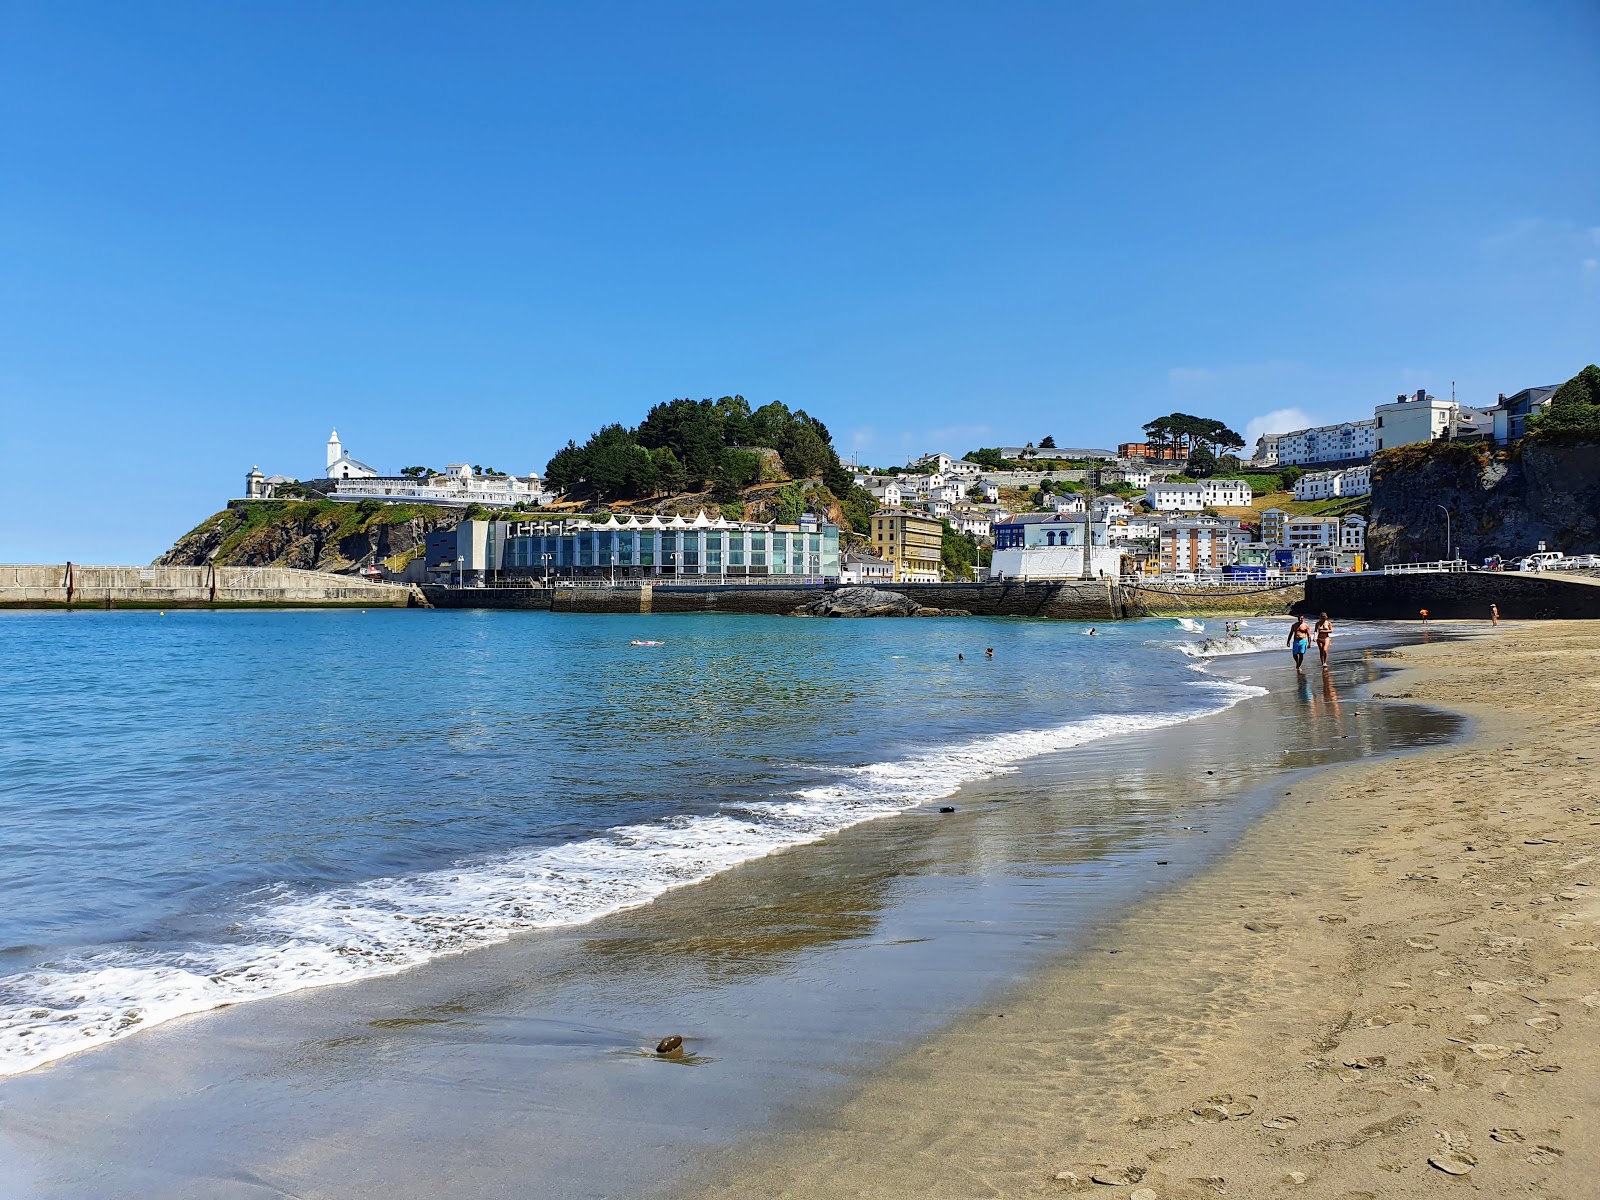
1314, 612, 1334, 668
1286, 615, 1312, 672
1491, 604, 1500, 626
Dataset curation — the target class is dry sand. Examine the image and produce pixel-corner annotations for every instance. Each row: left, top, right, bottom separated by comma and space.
692, 622, 1600, 1199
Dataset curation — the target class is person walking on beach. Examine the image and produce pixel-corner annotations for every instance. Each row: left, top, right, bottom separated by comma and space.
1491, 604, 1500, 626
1286, 615, 1312, 673
1314, 612, 1334, 668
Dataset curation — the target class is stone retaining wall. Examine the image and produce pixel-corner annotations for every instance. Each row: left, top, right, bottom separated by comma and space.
1121, 582, 1305, 619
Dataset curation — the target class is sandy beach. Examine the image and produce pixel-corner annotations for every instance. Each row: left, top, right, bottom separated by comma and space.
689, 621, 1600, 1199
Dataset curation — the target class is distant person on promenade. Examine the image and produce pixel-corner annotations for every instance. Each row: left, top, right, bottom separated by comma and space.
1286, 615, 1312, 672
1491, 604, 1500, 626
1314, 612, 1334, 667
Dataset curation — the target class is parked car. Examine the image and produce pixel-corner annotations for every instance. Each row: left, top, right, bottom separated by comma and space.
1516, 552, 1566, 571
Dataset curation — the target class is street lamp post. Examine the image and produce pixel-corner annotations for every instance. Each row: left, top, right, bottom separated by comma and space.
456, 555, 464, 589
1436, 504, 1452, 563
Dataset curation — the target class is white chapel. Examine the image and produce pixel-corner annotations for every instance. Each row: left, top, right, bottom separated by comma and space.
325, 429, 378, 480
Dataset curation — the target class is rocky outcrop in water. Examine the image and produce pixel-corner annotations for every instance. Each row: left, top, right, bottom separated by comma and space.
790, 586, 970, 617
1367, 440, 1600, 563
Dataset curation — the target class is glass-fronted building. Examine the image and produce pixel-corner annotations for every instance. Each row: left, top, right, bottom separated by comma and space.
444, 512, 840, 583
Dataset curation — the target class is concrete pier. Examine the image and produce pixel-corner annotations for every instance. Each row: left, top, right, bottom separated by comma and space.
0, 565, 413, 609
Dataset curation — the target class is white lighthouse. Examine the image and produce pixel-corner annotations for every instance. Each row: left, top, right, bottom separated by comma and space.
326, 428, 343, 473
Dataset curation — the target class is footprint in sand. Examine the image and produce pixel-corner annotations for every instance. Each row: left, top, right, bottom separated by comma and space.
1489, 1128, 1524, 1144
1527, 1145, 1564, 1166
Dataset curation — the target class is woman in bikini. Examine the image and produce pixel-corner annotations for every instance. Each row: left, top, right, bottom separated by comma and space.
1314, 612, 1334, 668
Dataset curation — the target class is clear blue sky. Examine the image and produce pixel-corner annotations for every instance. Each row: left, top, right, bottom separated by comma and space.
2, 0, 1596, 562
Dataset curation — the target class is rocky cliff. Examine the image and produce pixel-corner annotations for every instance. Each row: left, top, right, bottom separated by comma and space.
159, 500, 461, 573
1367, 440, 1600, 563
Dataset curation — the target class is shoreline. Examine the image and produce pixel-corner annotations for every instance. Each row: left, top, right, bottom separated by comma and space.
0, 626, 1459, 1199
684, 621, 1600, 1199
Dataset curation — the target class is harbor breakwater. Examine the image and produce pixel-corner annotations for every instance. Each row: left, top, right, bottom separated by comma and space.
420, 579, 1308, 621
0, 564, 413, 608
1304, 569, 1600, 620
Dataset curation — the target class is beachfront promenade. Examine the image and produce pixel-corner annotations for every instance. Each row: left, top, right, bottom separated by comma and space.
0, 564, 413, 608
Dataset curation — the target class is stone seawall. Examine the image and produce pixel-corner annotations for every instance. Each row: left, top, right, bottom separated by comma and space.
1, 565, 412, 608
417, 579, 1308, 620
1305, 570, 1600, 621
1121, 581, 1305, 619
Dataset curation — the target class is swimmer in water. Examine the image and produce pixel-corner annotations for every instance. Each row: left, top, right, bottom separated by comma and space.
985, 647, 993, 659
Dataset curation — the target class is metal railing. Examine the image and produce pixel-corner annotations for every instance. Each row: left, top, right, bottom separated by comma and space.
1380, 559, 1469, 575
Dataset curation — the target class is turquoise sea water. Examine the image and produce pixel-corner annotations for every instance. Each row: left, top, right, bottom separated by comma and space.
0, 608, 1264, 1075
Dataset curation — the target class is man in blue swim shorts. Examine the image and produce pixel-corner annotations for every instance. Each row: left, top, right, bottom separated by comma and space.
1286, 615, 1312, 673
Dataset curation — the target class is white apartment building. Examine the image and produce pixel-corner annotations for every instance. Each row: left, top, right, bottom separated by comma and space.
1340, 515, 1367, 552
976, 482, 1001, 502
1270, 420, 1377, 467
1374, 390, 1457, 452
1285, 516, 1341, 551
916, 496, 952, 518
1144, 479, 1253, 512
1050, 493, 1086, 514
1292, 464, 1371, 500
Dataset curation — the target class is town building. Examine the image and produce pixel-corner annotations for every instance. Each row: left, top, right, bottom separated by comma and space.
1340, 515, 1367, 553
988, 513, 1122, 580
840, 551, 894, 584
1118, 441, 1185, 463
870, 509, 944, 582
433, 512, 841, 585
1259, 507, 1288, 547
948, 508, 994, 539
1292, 464, 1371, 500
1049, 493, 1086, 514
1489, 385, 1559, 442
1144, 479, 1253, 512
1100, 466, 1152, 488
1284, 516, 1342, 551
911, 453, 981, 477
1158, 521, 1233, 572
1252, 419, 1377, 468
1373, 390, 1456, 452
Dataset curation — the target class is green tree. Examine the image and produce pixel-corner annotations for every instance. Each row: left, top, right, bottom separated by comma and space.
778, 421, 831, 479
940, 521, 982, 580
399, 465, 434, 479
772, 483, 805, 524
1528, 364, 1600, 442
1185, 446, 1218, 477
1277, 465, 1303, 490
1039, 435, 1057, 449
714, 448, 763, 497
651, 446, 687, 494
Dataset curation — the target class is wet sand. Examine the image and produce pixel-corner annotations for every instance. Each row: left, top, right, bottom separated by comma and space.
686, 622, 1600, 1199
0, 635, 1459, 1199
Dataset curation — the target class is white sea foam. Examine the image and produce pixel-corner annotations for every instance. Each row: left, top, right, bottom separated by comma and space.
1175, 633, 1283, 659
1175, 617, 1206, 633
0, 678, 1265, 1078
